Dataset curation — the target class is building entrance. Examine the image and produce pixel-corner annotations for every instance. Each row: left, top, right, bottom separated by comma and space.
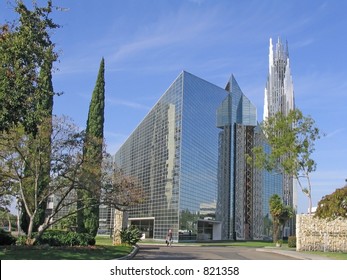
197, 220, 221, 241
129, 218, 154, 239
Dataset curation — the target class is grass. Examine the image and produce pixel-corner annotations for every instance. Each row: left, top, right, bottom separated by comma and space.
302, 251, 347, 260
0, 236, 132, 260
95, 235, 114, 246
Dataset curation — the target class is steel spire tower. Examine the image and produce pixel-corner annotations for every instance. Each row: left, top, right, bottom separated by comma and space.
263, 37, 296, 236
263, 37, 294, 120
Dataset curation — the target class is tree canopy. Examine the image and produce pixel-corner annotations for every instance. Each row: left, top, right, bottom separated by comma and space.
0, 2, 143, 245
0, 0, 59, 135
250, 109, 322, 214
0, 116, 92, 244
269, 194, 293, 242
77, 58, 105, 236
315, 184, 347, 220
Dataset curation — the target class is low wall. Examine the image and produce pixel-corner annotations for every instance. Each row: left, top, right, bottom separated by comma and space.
296, 214, 347, 252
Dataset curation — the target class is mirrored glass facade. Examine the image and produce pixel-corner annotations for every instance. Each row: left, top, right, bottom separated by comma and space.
115, 72, 227, 241
115, 71, 283, 241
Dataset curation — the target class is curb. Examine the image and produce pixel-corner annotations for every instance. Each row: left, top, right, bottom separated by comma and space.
117, 245, 139, 260
256, 248, 307, 260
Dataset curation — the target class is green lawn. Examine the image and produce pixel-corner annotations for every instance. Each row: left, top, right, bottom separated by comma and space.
303, 251, 347, 260
0, 236, 132, 260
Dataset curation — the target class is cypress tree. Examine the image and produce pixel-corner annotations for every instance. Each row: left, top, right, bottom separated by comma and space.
77, 58, 105, 236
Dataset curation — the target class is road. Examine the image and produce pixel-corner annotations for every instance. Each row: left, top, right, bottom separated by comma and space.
133, 244, 297, 260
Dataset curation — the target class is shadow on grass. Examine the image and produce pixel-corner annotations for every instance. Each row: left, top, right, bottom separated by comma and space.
0, 244, 132, 260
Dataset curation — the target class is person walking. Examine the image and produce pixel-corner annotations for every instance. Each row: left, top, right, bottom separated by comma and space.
166, 228, 173, 247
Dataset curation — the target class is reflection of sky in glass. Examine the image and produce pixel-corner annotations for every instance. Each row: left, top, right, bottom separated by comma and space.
115, 70, 277, 240
180, 72, 227, 215
115, 71, 228, 239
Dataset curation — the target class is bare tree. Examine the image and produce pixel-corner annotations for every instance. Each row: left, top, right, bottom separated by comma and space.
0, 116, 99, 244
101, 156, 143, 244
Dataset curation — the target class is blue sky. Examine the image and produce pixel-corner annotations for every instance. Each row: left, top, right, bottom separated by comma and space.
2, 0, 346, 214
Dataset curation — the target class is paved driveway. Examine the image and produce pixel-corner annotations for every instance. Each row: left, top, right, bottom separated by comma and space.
133, 244, 297, 260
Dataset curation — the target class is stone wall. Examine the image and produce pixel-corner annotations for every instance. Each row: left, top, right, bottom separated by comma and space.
296, 214, 347, 252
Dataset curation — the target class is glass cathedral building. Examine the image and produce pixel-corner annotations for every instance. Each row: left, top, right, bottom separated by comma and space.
115, 71, 281, 241
263, 37, 297, 236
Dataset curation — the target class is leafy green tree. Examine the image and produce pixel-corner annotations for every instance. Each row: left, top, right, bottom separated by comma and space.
77, 58, 105, 236
0, 0, 59, 135
1, 0, 59, 233
250, 109, 322, 214
315, 183, 347, 220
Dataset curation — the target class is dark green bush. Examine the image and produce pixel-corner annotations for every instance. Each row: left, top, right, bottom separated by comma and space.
16, 235, 27, 246
0, 229, 16, 245
120, 225, 141, 246
288, 236, 296, 248
35, 230, 95, 246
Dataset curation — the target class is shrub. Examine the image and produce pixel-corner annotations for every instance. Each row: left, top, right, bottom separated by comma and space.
0, 229, 16, 245
35, 230, 95, 246
120, 225, 141, 246
16, 236, 27, 246
288, 236, 296, 248
315, 186, 347, 220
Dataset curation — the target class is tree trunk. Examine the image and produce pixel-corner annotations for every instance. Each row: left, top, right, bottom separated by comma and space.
273, 222, 279, 243
7, 213, 11, 232
281, 223, 286, 239
26, 216, 36, 245
308, 193, 312, 215
113, 209, 123, 245
112, 209, 128, 245
16, 207, 21, 236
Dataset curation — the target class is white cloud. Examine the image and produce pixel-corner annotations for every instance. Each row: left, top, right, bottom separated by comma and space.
106, 97, 151, 110
108, 6, 221, 63
291, 38, 315, 49
188, 0, 206, 5
325, 128, 345, 138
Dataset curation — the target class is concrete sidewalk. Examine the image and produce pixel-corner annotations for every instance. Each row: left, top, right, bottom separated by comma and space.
256, 247, 332, 260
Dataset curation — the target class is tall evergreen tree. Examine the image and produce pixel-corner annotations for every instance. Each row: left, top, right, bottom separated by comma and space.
77, 58, 105, 236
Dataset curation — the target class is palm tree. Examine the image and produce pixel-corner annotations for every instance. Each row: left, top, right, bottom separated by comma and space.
269, 194, 283, 243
